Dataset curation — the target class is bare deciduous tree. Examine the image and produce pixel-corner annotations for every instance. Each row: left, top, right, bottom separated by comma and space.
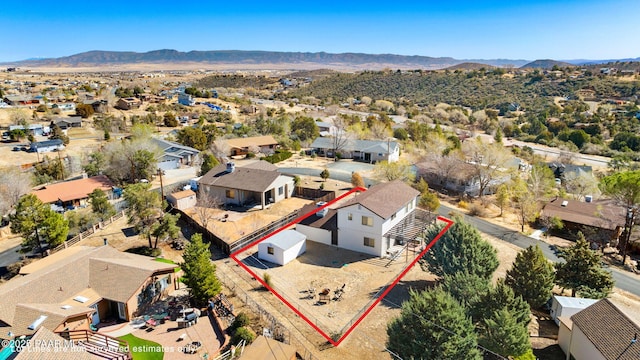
0, 167, 33, 216
462, 138, 512, 199
193, 192, 222, 231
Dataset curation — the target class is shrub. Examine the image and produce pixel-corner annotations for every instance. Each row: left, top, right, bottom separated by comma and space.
245, 152, 256, 159
231, 312, 250, 330
262, 150, 292, 164
232, 326, 256, 345
263, 273, 273, 288
457, 200, 470, 210
468, 203, 487, 217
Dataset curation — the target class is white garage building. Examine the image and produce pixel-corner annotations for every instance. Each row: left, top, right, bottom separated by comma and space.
258, 230, 307, 266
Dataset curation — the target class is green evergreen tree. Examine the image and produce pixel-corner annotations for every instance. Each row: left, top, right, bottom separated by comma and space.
480, 308, 532, 358
420, 219, 498, 280
477, 280, 530, 327
506, 245, 555, 308
320, 168, 330, 182
181, 233, 222, 305
10, 194, 68, 253
387, 288, 481, 360
88, 188, 116, 220
555, 232, 614, 298
199, 153, 220, 176
441, 272, 490, 313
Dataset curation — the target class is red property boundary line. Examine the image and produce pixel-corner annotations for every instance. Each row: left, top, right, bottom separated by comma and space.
230, 187, 453, 346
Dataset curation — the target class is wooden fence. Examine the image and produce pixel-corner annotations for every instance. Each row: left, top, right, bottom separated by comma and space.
294, 187, 336, 203
49, 210, 125, 255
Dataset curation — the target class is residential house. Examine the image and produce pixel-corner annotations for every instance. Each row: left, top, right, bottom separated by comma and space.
51, 102, 76, 112
309, 137, 400, 163
316, 121, 337, 137
548, 162, 593, 183
5, 327, 95, 360
541, 197, 626, 244
225, 135, 279, 156
558, 299, 640, 360
52, 116, 82, 130
83, 99, 108, 113
29, 139, 64, 153
416, 158, 509, 196
9, 124, 47, 136
296, 181, 434, 257
198, 161, 295, 210
178, 93, 195, 106
0, 245, 179, 340
151, 138, 200, 171
2, 95, 40, 106
166, 189, 197, 210
115, 97, 142, 110
32, 174, 115, 210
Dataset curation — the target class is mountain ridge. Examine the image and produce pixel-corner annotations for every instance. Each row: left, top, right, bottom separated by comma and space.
2, 50, 637, 70
2, 49, 529, 69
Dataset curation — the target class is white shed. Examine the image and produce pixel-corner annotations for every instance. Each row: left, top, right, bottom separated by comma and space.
258, 230, 307, 266
550, 295, 599, 325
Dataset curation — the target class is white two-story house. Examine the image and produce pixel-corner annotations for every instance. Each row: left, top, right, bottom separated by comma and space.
297, 180, 432, 258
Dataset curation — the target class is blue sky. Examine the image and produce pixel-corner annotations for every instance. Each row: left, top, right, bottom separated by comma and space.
1, 0, 638, 62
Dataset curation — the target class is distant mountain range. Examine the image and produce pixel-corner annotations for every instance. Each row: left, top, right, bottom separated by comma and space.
520, 59, 574, 69
2, 50, 638, 70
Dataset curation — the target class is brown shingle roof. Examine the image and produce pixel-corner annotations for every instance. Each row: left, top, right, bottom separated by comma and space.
542, 198, 626, 230
336, 180, 420, 219
198, 164, 285, 193
89, 258, 177, 303
571, 299, 640, 360
225, 135, 278, 149
32, 175, 114, 204
0, 246, 177, 338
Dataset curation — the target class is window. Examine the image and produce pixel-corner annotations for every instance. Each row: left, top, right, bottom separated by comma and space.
267, 246, 274, 255
348, 213, 353, 221
225, 189, 235, 199
278, 186, 284, 195
364, 237, 375, 248
361, 216, 373, 226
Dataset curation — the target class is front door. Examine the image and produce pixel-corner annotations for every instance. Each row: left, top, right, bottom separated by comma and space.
116, 302, 126, 320
90, 304, 100, 325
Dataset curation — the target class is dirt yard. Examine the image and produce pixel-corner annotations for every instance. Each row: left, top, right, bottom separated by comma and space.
235, 240, 429, 336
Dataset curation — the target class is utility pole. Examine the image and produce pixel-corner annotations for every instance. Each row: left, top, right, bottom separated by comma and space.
158, 168, 165, 201
622, 207, 636, 265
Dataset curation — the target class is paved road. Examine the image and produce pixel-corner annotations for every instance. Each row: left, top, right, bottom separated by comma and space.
0, 245, 26, 276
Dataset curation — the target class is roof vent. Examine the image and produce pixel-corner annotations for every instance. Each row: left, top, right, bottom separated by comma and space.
61, 305, 72, 310
561, 200, 569, 207
226, 162, 236, 173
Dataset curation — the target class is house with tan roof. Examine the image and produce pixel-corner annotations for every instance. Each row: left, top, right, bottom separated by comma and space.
541, 197, 626, 243
31, 175, 115, 210
0, 245, 179, 341
224, 135, 279, 156
296, 181, 434, 257
558, 298, 640, 360
198, 161, 294, 210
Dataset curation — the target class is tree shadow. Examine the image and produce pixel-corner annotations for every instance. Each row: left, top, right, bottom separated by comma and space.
369, 278, 438, 309
532, 344, 565, 360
